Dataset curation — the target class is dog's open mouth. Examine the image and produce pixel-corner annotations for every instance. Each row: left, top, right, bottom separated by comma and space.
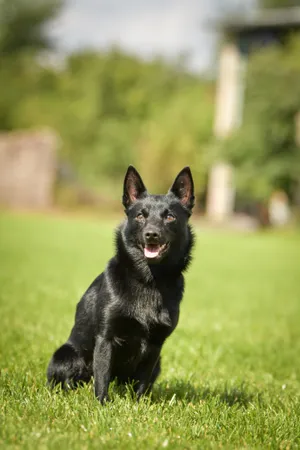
144, 243, 169, 259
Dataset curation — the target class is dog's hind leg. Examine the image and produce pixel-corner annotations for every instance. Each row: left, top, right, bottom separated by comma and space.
47, 342, 91, 389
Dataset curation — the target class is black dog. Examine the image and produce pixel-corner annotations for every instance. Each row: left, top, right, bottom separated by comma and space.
47, 166, 195, 403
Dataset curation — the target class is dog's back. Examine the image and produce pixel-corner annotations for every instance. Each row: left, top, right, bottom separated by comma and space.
47, 166, 195, 402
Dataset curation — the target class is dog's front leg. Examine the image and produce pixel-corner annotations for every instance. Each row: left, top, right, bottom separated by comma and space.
93, 335, 113, 404
135, 345, 161, 399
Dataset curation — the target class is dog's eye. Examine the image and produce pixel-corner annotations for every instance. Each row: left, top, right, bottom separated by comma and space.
136, 213, 145, 222
166, 213, 175, 222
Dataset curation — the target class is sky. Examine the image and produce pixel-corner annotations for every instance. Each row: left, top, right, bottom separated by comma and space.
50, 0, 254, 72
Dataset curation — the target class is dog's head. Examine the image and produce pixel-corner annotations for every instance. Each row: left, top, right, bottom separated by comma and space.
122, 165, 194, 264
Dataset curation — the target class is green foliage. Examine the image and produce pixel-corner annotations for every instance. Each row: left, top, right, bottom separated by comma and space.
138, 85, 214, 192
220, 37, 300, 202
0, 0, 62, 56
0, 43, 214, 196
0, 0, 62, 129
54, 51, 213, 193
1, 212, 300, 448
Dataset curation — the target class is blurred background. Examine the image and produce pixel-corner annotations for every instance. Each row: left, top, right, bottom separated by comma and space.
0, 0, 300, 229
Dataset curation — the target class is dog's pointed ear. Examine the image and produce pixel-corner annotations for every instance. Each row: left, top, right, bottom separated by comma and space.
123, 165, 147, 208
169, 167, 195, 211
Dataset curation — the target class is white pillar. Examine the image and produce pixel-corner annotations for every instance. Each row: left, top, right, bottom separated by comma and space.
214, 43, 242, 138
206, 162, 235, 222
207, 42, 245, 222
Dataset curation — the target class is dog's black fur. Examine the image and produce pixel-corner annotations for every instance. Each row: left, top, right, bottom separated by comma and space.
47, 166, 195, 403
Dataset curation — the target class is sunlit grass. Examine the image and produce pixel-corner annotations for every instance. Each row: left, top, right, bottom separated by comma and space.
0, 212, 299, 449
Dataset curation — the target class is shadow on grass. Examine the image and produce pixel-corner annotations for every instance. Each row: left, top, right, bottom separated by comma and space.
152, 379, 261, 408
47, 377, 261, 409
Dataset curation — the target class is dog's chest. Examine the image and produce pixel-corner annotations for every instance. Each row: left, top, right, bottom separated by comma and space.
106, 285, 179, 344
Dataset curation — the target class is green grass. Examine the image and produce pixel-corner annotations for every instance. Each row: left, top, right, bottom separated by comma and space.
0, 212, 300, 449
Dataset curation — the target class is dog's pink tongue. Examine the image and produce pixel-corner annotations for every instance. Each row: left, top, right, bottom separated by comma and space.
144, 245, 160, 258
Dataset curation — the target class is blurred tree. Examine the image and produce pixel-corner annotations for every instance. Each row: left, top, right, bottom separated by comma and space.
0, 0, 63, 129
0, 0, 62, 56
138, 85, 214, 194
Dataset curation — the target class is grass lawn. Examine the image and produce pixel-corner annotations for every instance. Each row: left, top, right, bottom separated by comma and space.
0, 212, 300, 449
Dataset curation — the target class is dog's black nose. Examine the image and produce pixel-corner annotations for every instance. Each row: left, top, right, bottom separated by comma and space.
144, 229, 160, 242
